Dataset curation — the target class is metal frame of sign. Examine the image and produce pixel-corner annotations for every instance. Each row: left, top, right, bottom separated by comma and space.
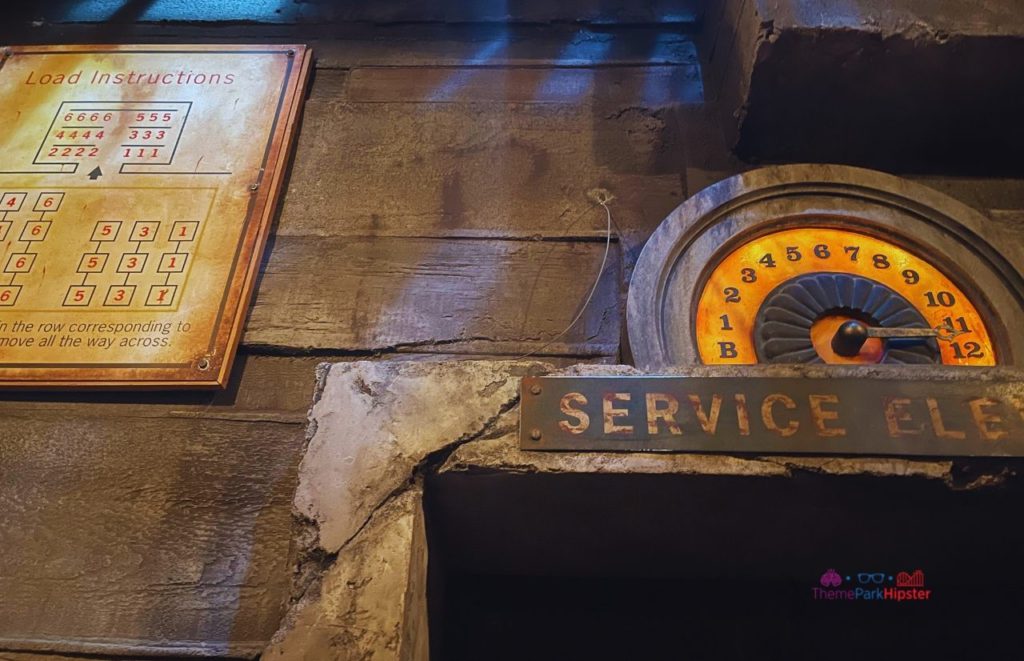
0, 44, 312, 388
520, 374, 1024, 457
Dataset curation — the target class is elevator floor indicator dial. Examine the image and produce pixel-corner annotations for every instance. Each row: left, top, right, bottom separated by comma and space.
627, 166, 1024, 369
695, 227, 995, 365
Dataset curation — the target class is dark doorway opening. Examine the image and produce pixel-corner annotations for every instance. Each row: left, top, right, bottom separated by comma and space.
425, 468, 1024, 660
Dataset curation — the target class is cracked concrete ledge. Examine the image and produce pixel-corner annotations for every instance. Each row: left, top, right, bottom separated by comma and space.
294, 360, 553, 556
268, 360, 1018, 659
441, 430, 959, 483
268, 360, 553, 660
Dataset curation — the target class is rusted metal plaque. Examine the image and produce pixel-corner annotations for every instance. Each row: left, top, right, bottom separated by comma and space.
520, 376, 1024, 457
0, 44, 311, 387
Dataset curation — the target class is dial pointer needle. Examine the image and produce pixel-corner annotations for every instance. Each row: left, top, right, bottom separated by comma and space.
830, 320, 964, 357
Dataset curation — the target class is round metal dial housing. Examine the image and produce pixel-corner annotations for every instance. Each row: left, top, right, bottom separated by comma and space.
626, 165, 1024, 369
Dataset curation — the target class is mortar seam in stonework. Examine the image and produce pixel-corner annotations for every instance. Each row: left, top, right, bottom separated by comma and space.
244, 335, 616, 357
755, 456, 882, 478
311, 362, 334, 408
280, 362, 336, 609
302, 362, 335, 466
947, 463, 1017, 491
753, 456, 991, 487
604, 103, 661, 118
953, 471, 1012, 491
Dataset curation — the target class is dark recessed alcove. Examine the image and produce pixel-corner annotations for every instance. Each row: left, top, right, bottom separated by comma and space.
425, 468, 1024, 660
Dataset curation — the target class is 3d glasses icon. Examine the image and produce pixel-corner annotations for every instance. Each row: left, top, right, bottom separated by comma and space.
857, 572, 886, 584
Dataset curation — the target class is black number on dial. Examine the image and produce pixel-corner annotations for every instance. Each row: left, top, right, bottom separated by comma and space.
741, 268, 757, 283
813, 244, 830, 259
759, 253, 777, 268
724, 287, 741, 303
902, 269, 920, 285
942, 316, 970, 333
719, 342, 738, 358
786, 246, 801, 261
872, 254, 890, 269
951, 342, 984, 359
925, 291, 956, 307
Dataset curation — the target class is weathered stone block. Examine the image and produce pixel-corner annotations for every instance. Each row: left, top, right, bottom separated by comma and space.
295, 360, 550, 554
705, 0, 1024, 173
266, 488, 429, 661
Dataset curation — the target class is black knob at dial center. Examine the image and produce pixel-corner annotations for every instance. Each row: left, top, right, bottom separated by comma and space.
831, 320, 870, 357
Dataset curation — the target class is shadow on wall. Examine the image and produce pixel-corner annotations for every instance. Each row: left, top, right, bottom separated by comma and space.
247, 21, 702, 358
29, 0, 704, 24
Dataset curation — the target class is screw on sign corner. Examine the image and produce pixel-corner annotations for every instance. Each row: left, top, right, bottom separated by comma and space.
196, 357, 212, 371
529, 383, 542, 395
529, 428, 542, 441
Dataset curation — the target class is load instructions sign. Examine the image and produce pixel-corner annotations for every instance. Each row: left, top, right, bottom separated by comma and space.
0, 44, 311, 387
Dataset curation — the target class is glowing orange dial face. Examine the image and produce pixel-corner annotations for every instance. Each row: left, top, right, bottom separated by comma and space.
695, 227, 996, 365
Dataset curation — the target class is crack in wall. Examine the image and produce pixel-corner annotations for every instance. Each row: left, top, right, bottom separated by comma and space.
284, 382, 526, 611
242, 334, 618, 358
754, 455, 1018, 492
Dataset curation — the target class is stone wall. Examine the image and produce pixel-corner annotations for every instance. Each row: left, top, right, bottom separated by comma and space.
1, 1, 1023, 658
268, 360, 1024, 659
0, 6, 703, 658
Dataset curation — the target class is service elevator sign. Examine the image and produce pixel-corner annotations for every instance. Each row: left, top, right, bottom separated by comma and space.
0, 44, 310, 387
519, 376, 1024, 457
